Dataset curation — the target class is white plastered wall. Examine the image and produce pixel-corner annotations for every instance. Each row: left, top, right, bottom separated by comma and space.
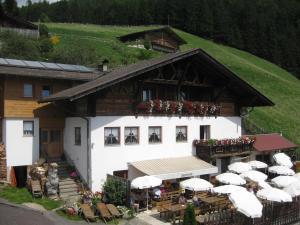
64, 117, 88, 183
4, 118, 39, 167
89, 116, 241, 191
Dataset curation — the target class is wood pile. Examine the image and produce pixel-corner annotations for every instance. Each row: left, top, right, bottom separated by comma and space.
45, 163, 59, 197
0, 143, 7, 179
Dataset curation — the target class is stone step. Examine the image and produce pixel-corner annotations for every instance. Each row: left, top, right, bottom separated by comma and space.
60, 193, 81, 200
59, 179, 76, 185
60, 187, 78, 194
59, 183, 78, 190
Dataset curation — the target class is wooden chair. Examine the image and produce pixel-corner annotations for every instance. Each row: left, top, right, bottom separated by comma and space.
80, 204, 97, 223
97, 203, 113, 224
106, 204, 123, 218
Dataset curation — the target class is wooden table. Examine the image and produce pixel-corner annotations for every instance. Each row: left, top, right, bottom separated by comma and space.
200, 196, 226, 204
162, 204, 186, 224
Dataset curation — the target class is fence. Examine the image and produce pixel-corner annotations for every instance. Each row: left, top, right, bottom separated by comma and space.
0, 27, 39, 39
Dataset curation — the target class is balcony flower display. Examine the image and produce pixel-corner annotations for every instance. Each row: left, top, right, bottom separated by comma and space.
136, 100, 221, 116
193, 136, 256, 147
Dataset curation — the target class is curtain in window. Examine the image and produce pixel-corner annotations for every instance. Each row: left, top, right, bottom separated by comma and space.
176, 126, 187, 142
125, 127, 138, 144
23, 121, 33, 135
105, 128, 119, 145
149, 127, 161, 143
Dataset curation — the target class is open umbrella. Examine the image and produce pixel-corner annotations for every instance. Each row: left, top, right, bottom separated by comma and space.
212, 185, 246, 195
131, 176, 162, 211
257, 180, 272, 189
216, 172, 246, 185
271, 176, 298, 188
228, 162, 252, 174
180, 178, 213, 192
273, 153, 293, 168
240, 170, 268, 182
229, 190, 263, 218
268, 166, 295, 176
293, 172, 300, 180
283, 181, 300, 197
248, 160, 268, 169
257, 187, 292, 202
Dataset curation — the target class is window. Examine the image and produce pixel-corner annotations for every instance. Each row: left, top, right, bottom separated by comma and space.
142, 89, 154, 101
24, 83, 33, 97
149, 126, 162, 143
42, 85, 52, 97
23, 121, 34, 136
176, 126, 187, 142
200, 125, 210, 140
50, 130, 61, 142
75, 127, 81, 145
104, 127, 120, 145
125, 127, 139, 144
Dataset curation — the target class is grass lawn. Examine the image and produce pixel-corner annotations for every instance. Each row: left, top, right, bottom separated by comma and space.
43, 23, 300, 150
0, 186, 62, 210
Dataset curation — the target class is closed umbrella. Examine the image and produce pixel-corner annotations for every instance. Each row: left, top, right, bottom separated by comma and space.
283, 181, 300, 197
212, 185, 246, 195
180, 178, 213, 192
131, 176, 162, 211
248, 160, 268, 169
228, 162, 252, 174
216, 172, 246, 185
240, 170, 268, 182
268, 166, 295, 176
273, 153, 293, 168
229, 190, 263, 218
257, 188, 292, 202
271, 176, 298, 188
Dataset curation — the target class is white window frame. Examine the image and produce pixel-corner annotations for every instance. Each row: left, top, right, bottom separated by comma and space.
23, 121, 34, 136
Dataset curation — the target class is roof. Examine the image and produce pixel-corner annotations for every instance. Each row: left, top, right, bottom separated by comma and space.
253, 133, 298, 152
1, 13, 38, 30
40, 48, 274, 107
0, 58, 100, 81
129, 156, 218, 180
118, 26, 187, 45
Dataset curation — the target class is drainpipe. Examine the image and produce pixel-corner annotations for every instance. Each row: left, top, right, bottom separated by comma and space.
80, 116, 91, 189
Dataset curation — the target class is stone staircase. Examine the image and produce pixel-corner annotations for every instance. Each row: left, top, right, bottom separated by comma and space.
57, 161, 82, 201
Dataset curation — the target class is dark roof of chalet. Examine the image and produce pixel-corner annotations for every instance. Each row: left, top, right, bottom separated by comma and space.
253, 133, 298, 152
40, 48, 274, 107
118, 26, 187, 45
0, 58, 101, 81
0, 13, 38, 30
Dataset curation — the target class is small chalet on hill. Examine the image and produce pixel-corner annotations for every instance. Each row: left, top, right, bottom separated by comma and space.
0, 48, 297, 192
118, 26, 186, 53
0, 13, 39, 38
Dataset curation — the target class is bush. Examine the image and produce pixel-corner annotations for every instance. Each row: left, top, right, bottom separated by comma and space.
39, 24, 49, 37
39, 38, 54, 54
183, 204, 196, 225
40, 13, 51, 23
103, 178, 126, 206
143, 37, 151, 50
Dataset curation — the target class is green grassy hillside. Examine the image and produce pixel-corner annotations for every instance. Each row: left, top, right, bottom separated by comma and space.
46, 23, 300, 148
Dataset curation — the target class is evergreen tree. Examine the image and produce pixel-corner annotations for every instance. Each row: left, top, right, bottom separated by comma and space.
3, 0, 18, 16
183, 204, 196, 225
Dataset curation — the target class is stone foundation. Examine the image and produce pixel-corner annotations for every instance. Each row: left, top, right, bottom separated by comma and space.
0, 143, 7, 180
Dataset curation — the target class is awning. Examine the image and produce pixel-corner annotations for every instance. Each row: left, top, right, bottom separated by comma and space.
253, 133, 297, 152
128, 156, 218, 180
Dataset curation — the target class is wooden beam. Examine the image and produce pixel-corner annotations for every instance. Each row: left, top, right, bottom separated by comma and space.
144, 79, 213, 87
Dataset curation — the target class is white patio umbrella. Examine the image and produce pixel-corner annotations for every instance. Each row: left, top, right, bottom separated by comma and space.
229, 190, 263, 218
257, 187, 292, 202
273, 152, 293, 168
271, 176, 298, 188
216, 172, 246, 185
240, 170, 268, 182
180, 178, 213, 192
283, 181, 300, 197
131, 175, 162, 211
257, 180, 272, 189
248, 160, 268, 169
228, 162, 252, 174
212, 185, 246, 195
268, 165, 295, 176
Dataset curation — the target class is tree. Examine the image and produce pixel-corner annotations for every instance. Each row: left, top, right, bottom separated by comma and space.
183, 204, 196, 225
3, 0, 18, 16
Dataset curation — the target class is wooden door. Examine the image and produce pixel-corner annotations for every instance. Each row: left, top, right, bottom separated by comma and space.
41, 128, 63, 160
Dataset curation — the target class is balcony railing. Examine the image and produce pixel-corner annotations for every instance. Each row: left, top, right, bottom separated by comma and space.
136, 100, 221, 117
194, 137, 255, 158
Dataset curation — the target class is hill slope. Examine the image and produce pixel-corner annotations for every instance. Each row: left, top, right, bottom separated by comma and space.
46, 23, 300, 149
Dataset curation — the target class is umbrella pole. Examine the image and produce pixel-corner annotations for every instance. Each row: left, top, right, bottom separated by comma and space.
147, 188, 149, 212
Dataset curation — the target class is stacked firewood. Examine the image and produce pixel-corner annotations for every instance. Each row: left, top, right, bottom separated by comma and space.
0, 143, 7, 179
45, 163, 59, 197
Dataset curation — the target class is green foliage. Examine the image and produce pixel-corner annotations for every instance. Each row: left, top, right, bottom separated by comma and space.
103, 178, 126, 206
3, 0, 18, 16
39, 24, 49, 37
0, 186, 62, 210
183, 204, 196, 225
143, 38, 151, 50
39, 37, 53, 54
40, 12, 51, 23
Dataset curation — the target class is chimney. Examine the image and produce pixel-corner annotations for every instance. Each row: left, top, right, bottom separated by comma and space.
98, 59, 109, 72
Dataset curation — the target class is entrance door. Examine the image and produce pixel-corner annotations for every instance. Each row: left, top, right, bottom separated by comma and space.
41, 129, 63, 160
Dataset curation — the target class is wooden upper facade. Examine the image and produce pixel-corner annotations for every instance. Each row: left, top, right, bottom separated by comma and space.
42, 49, 274, 118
